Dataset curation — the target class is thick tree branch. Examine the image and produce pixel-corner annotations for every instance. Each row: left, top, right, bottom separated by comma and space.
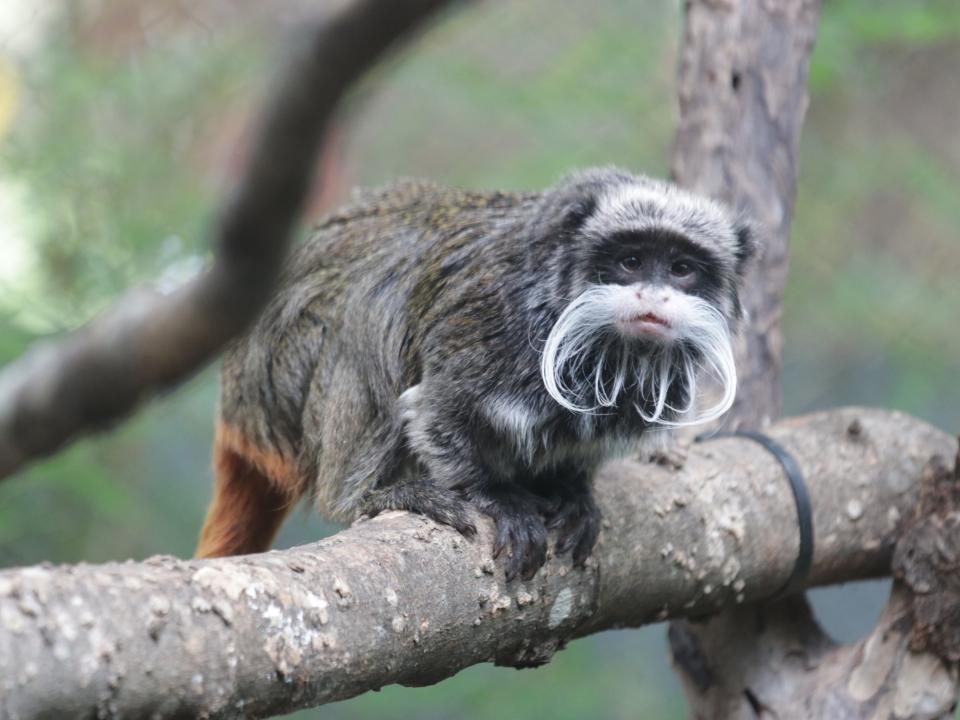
0, 408, 951, 719
671, 583, 960, 720
0, 0, 454, 480
671, 453, 960, 719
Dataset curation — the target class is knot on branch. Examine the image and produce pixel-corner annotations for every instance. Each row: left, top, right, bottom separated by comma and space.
892, 443, 960, 663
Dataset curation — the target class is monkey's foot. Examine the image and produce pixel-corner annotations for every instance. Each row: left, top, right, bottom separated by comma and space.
459, 484, 551, 582
546, 491, 600, 567
359, 482, 476, 536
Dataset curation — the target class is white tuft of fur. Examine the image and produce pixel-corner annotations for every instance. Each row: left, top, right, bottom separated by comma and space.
539, 285, 737, 427
397, 384, 422, 423
485, 395, 540, 463
584, 181, 740, 263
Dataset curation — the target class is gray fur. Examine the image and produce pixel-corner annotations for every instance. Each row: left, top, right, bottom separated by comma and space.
218, 167, 755, 579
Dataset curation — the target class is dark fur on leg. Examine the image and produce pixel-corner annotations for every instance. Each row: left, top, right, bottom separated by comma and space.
359, 481, 476, 536
537, 466, 601, 567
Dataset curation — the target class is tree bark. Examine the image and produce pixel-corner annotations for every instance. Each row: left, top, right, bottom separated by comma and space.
0, 408, 951, 719
671, 584, 959, 720
671, 454, 960, 719
671, 0, 821, 428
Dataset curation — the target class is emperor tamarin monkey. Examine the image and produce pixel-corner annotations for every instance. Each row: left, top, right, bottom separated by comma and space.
196, 167, 756, 581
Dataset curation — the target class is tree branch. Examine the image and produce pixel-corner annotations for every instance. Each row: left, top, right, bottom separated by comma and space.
0, 408, 951, 719
671, 451, 960, 719
0, 0, 454, 480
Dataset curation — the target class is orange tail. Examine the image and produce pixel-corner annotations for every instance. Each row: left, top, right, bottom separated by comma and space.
195, 422, 302, 558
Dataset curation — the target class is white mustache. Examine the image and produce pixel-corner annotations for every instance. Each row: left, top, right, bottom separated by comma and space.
539, 285, 737, 427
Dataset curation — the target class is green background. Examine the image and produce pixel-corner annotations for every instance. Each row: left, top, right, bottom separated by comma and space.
1, 1, 958, 717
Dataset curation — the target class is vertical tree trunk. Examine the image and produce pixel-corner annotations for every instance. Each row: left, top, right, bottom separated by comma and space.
668, 1, 959, 717
671, 0, 820, 429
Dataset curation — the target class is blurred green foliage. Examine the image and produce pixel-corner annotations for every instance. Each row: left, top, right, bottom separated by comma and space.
0, 0, 959, 717
1, 14, 260, 328
811, 0, 960, 91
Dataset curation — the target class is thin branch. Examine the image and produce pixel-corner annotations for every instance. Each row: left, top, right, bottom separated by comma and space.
0, 408, 951, 719
0, 0, 455, 479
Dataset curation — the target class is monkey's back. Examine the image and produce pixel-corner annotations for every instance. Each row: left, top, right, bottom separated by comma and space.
218, 179, 538, 516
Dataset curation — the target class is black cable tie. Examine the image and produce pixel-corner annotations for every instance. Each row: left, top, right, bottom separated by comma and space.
695, 430, 813, 599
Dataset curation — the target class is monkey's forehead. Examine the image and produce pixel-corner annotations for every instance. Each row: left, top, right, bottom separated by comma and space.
582, 182, 739, 261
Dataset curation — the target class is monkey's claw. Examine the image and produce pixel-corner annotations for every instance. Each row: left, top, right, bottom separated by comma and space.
547, 492, 600, 566
458, 483, 550, 582
493, 512, 548, 582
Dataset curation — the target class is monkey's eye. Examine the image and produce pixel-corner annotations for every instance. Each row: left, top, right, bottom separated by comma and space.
671, 260, 694, 277
619, 255, 641, 272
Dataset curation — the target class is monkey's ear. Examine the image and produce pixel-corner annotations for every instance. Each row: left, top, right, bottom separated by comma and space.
733, 219, 759, 275
561, 195, 598, 233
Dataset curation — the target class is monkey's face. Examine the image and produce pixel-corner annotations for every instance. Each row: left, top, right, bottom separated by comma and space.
589, 229, 727, 344
537, 174, 755, 426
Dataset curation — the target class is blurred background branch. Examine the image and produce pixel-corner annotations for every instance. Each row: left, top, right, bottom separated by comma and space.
0, 0, 453, 480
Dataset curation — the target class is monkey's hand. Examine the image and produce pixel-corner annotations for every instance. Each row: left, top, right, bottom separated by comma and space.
456, 482, 553, 582
546, 489, 600, 567
358, 481, 477, 537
